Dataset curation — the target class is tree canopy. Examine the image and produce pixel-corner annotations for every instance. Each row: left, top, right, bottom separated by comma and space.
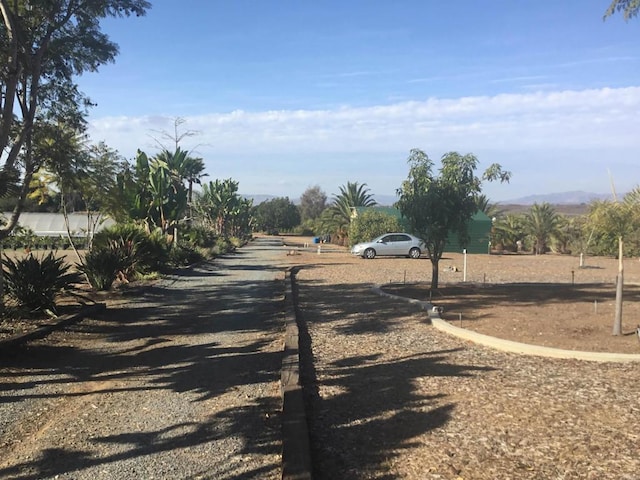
253, 197, 300, 233
396, 149, 510, 289
299, 185, 327, 221
604, 0, 640, 19
0, 0, 150, 239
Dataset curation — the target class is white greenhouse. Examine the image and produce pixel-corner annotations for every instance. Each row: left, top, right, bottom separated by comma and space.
2, 212, 116, 237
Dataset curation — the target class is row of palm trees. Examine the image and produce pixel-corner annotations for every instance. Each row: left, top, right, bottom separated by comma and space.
487, 191, 640, 257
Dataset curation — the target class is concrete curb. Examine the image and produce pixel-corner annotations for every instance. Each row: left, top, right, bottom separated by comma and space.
281, 269, 313, 480
0, 302, 106, 351
373, 285, 640, 363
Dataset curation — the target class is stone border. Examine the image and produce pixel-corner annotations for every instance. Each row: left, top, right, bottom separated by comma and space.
374, 285, 640, 363
281, 268, 313, 480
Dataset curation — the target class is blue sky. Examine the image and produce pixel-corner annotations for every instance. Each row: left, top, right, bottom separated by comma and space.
78, 0, 640, 203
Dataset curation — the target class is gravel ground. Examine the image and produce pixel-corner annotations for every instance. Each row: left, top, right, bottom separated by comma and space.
287, 242, 640, 479
0, 238, 288, 480
3, 236, 640, 479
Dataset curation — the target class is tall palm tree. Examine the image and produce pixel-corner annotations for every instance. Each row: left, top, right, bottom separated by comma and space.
326, 181, 376, 244
523, 203, 561, 254
181, 155, 207, 206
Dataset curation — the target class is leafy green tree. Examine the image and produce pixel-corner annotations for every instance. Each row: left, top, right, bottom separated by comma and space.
253, 197, 300, 232
604, 0, 640, 19
196, 178, 244, 236
299, 185, 327, 221
396, 149, 510, 289
227, 196, 254, 238
35, 139, 125, 250
0, 0, 150, 240
109, 149, 190, 235
349, 210, 403, 247
108, 151, 153, 224
523, 203, 562, 255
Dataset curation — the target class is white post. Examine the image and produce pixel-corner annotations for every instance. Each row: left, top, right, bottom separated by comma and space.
463, 249, 467, 282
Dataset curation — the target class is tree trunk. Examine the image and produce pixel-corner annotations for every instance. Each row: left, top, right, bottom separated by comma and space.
430, 258, 439, 290
613, 236, 624, 336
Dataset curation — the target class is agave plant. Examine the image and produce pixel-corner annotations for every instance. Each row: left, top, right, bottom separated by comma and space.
2, 252, 81, 315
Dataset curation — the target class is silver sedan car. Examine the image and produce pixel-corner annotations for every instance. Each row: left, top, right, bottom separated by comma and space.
351, 233, 426, 259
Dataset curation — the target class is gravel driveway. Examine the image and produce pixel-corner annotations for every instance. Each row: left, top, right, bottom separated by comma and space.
0, 237, 287, 480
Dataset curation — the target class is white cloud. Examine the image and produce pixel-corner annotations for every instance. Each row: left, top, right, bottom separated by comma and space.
87, 86, 640, 200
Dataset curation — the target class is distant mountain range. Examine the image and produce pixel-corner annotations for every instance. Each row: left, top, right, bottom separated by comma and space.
244, 190, 615, 207
501, 191, 615, 205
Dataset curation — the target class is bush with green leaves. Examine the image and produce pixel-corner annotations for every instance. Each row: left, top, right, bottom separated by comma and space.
2, 252, 81, 315
92, 223, 169, 277
213, 237, 234, 255
78, 244, 123, 291
349, 210, 403, 247
168, 244, 205, 267
182, 225, 217, 248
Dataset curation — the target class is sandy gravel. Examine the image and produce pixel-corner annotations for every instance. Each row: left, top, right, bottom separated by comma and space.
287, 240, 640, 479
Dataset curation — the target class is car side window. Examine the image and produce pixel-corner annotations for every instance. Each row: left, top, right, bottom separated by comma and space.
397, 234, 410, 242
381, 235, 393, 243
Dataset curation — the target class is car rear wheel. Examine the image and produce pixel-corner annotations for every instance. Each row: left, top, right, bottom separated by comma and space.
409, 247, 421, 259
363, 248, 376, 259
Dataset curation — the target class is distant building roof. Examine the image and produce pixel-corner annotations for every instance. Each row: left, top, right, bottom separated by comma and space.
2, 212, 116, 236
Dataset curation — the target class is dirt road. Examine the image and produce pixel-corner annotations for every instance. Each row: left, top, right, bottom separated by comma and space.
0, 238, 287, 480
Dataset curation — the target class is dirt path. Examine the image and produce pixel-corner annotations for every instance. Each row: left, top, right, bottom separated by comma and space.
0, 238, 287, 480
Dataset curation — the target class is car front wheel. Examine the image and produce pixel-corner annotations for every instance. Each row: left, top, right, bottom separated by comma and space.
409, 247, 421, 259
363, 248, 376, 259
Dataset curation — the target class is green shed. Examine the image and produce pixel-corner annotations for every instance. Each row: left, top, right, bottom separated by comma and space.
443, 210, 492, 254
352, 206, 492, 254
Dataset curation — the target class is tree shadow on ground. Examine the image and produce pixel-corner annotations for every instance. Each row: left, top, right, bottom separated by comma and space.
0, 239, 287, 479
292, 269, 496, 479
382, 283, 640, 325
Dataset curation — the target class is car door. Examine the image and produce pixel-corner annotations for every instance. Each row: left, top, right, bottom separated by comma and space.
392, 234, 412, 256
377, 234, 395, 255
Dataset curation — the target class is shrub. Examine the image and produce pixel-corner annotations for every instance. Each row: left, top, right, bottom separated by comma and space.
93, 224, 169, 277
183, 225, 217, 248
213, 237, 234, 255
168, 244, 205, 267
2, 252, 81, 315
349, 210, 403, 247
78, 244, 123, 291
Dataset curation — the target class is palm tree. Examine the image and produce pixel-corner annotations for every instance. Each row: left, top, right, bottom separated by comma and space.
475, 194, 503, 218
523, 203, 561, 254
182, 155, 207, 206
492, 213, 526, 252
326, 181, 376, 245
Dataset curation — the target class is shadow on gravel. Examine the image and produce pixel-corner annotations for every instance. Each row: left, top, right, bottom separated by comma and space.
382, 283, 640, 325
292, 269, 496, 479
0, 253, 285, 479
